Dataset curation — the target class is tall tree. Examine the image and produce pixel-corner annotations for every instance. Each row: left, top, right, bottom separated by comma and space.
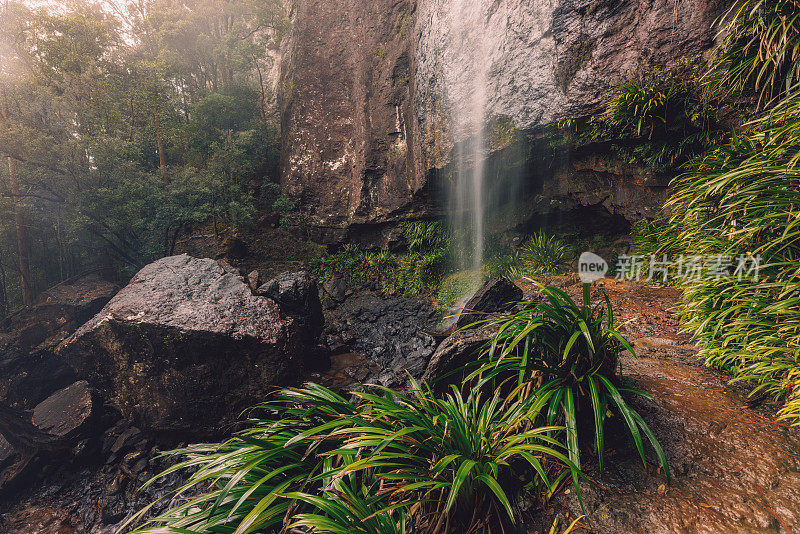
0, 0, 285, 311
0, 85, 33, 306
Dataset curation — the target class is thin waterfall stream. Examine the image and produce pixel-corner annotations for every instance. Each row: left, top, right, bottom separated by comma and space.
443, 0, 491, 273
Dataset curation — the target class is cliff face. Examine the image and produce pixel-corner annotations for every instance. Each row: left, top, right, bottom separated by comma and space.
279, 0, 724, 244
279, 0, 431, 246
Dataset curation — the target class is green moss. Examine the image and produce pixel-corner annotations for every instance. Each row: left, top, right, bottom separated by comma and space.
394, 9, 411, 39
392, 65, 410, 88
554, 34, 594, 92
372, 47, 388, 61
436, 271, 484, 311
487, 115, 519, 150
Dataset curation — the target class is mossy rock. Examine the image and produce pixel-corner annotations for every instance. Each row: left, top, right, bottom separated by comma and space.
436, 270, 484, 312
554, 34, 594, 92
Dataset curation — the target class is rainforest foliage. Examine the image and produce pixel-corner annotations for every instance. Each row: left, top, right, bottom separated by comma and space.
636, 0, 800, 424
0, 0, 285, 314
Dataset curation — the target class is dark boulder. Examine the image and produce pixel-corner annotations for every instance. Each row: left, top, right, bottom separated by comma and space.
31, 381, 97, 442
257, 271, 324, 339
455, 276, 522, 329
57, 255, 319, 437
421, 324, 499, 389
0, 381, 98, 493
0, 275, 118, 409
322, 276, 348, 303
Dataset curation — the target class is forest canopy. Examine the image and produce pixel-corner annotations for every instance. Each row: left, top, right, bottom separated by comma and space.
0, 0, 285, 314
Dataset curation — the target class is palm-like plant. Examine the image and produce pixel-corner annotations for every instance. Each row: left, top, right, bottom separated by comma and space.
468, 283, 669, 479
120, 384, 358, 534
336, 380, 576, 531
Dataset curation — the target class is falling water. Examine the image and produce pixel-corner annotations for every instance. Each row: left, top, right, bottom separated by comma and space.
443, 0, 491, 272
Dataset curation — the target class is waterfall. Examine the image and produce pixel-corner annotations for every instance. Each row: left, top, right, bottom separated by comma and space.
442, 0, 491, 272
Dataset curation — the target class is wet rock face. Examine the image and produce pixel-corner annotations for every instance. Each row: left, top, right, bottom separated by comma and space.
281, 0, 723, 241
320, 286, 440, 389
415, 0, 724, 147
279, 0, 431, 245
0, 275, 118, 409
456, 276, 522, 329
422, 324, 498, 389
57, 255, 318, 437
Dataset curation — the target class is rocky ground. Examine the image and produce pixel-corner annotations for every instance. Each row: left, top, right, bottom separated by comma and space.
314, 282, 441, 390
2, 273, 800, 533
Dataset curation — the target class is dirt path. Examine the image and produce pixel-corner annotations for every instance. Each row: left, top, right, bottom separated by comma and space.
548, 278, 800, 534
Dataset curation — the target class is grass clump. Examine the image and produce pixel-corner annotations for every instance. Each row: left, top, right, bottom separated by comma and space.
708, 0, 800, 108
661, 91, 800, 424
519, 232, 571, 275
468, 283, 669, 477
122, 381, 575, 534
484, 248, 524, 279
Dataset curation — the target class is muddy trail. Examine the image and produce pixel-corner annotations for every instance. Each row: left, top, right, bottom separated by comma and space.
534, 278, 800, 534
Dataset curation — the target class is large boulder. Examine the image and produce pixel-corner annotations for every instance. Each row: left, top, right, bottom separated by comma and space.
57, 255, 321, 436
0, 275, 118, 409
0, 380, 98, 493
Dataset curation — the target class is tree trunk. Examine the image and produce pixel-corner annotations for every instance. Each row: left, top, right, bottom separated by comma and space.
154, 110, 168, 185
0, 86, 34, 306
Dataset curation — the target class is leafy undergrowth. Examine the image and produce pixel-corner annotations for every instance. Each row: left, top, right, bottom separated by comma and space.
658, 92, 800, 424
466, 283, 668, 477
309, 222, 450, 296
310, 220, 617, 309
122, 382, 574, 534
122, 284, 668, 534
646, 0, 800, 425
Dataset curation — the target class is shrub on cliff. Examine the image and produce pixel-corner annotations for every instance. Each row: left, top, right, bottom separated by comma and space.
586, 60, 726, 170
